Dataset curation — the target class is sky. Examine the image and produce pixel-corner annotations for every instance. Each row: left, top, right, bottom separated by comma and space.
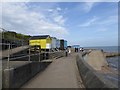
0, 1, 118, 47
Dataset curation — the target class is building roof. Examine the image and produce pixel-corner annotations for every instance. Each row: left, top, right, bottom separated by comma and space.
72, 45, 80, 48
51, 37, 57, 39
60, 39, 67, 42
30, 35, 50, 40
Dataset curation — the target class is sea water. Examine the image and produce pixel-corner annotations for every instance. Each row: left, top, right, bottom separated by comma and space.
84, 46, 118, 52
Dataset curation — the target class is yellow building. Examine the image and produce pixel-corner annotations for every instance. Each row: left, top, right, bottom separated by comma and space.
29, 35, 52, 50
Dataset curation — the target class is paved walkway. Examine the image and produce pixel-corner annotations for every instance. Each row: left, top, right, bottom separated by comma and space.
21, 53, 84, 88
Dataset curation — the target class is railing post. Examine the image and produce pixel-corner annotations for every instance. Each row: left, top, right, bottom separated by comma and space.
44, 50, 46, 60
29, 47, 30, 61
7, 43, 10, 69
39, 50, 40, 62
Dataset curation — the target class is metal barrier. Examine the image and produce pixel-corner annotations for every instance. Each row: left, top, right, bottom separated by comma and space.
0, 43, 11, 68
0, 43, 48, 68
1, 43, 40, 68
1, 43, 65, 69
1, 42, 18, 50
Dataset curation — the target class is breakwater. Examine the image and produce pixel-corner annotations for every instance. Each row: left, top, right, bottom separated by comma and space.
104, 52, 120, 57
76, 53, 117, 88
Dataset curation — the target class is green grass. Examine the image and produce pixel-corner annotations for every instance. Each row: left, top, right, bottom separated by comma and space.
1, 31, 31, 41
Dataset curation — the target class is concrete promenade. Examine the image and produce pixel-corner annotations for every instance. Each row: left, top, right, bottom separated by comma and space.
21, 53, 84, 88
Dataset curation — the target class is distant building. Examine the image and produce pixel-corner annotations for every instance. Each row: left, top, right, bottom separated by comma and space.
56, 39, 60, 49
51, 37, 57, 49
29, 35, 68, 51
60, 39, 67, 50
67, 46, 72, 48
72, 45, 80, 48
64, 40, 67, 49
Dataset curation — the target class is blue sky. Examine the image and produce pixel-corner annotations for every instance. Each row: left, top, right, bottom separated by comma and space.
1, 1, 118, 46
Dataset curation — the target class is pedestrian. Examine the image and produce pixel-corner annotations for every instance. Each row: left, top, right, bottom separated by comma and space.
76, 48, 78, 52
65, 49, 68, 57
68, 48, 71, 55
75, 48, 76, 52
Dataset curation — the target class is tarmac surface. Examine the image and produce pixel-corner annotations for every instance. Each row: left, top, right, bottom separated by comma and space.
21, 53, 84, 88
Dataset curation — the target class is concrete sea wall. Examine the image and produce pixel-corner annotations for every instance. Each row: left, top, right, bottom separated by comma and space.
3, 62, 51, 88
76, 54, 116, 88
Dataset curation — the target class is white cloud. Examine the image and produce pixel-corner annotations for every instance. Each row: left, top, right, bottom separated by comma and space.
95, 28, 108, 32
73, 2, 97, 15
83, 2, 95, 13
97, 15, 118, 25
79, 15, 117, 27
53, 15, 66, 25
48, 7, 66, 26
1, 2, 68, 37
79, 16, 98, 27
48, 9, 53, 12
56, 7, 62, 11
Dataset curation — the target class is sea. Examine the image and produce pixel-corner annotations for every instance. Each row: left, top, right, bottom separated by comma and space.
84, 46, 118, 52
84, 46, 119, 87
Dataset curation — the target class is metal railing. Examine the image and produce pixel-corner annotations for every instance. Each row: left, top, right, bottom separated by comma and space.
1, 43, 11, 69
2, 45, 40, 63
1, 43, 64, 69
1, 43, 35, 68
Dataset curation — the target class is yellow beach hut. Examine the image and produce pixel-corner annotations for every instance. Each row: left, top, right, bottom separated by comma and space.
29, 35, 52, 51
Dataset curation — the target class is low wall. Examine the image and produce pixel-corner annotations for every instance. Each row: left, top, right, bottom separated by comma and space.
3, 62, 51, 88
76, 54, 116, 88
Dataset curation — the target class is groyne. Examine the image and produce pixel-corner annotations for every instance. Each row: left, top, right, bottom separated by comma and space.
104, 52, 120, 57
76, 53, 117, 88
